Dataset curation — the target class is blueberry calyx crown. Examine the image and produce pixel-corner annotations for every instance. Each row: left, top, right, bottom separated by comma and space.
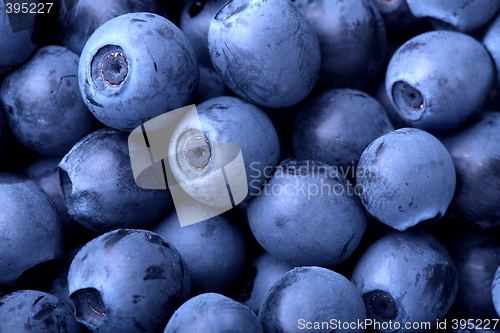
369, 293, 399, 321
100, 51, 128, 87
185, 136, 212, 170
401, 83, 423, 110
392, 81, 425, 121
87, 290, 106, 317
91, 45, 129, 91
71, 288, 107, 329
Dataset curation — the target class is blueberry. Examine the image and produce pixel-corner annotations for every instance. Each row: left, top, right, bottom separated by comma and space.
150, 209, 247, 295
168, 96, 280, 204
443, 231, 500, 320
0, 2, 37, 75
58, 0, 171, 55
68, 229, 190, 333
59, 128, 172, 233
259, 266, 366, 333
406, 0, 500, 32
164, 292, 263, 332
248, 159, 367, 267
1, 45, 97, 156
237, 252, 294, 314
351, 231, 458, 332
386, 30, 494, 132
294, 0, 387, 89
292, 89, 394, 178
78, 12, 199, 131
180, 0, 228, 68
0, 173, 64, 286
440, 112, 500, 229
208, 0, 321, 108
0, 290, 81, 333
356, 128, 456, 231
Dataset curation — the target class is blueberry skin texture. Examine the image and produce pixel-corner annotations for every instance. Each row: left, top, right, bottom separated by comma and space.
150, 209, 247, 295
294, 0, 386, 90
24, 157, 96, 250
59, 128, 172, 233
483, 14, 500, 91
259, 266, 366, 333
58, 0, 170, 55
0, 173, 64, 287
351, 231, 458, 332
68, 229, 190, 333
386, 30, 495, 132
164, 293, 263, 333
356, 128, 456, 231
444, 231, 500, 320
79, 12, 199, 131
406, 0, 500, 32
0, 290, 81, 333
440, 112, 500, 229
0, 2, 37, 75
237, 252, 294, 314
292, 89, 394, 175
208, 0, 321, 108
180, 0, 228, 68
169, 96, 280, 203
1, 45, 97, 156
247, 159, 367, 267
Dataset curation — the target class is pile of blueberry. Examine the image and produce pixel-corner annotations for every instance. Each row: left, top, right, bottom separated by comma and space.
1, 0, 500, 332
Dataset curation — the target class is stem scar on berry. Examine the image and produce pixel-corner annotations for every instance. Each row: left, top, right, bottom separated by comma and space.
369, 293, 399, 321
402, 83, 424, 110
100, 51, 129, 87
185, 136, 212, 170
